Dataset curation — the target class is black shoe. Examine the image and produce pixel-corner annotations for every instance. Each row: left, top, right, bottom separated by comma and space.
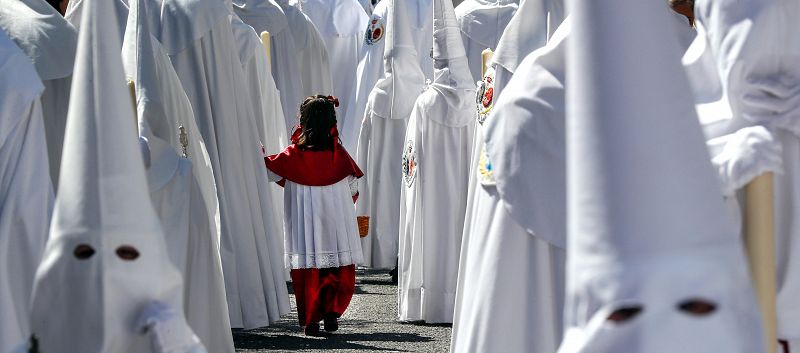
323, 315, 339, 332
304, 323, 321, 336
390, 266, 398, 284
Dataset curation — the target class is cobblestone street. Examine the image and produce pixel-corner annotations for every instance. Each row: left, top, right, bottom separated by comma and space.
233, 269, 452, 352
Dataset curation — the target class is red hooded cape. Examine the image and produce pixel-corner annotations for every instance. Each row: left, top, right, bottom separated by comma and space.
265, 130, 363, 187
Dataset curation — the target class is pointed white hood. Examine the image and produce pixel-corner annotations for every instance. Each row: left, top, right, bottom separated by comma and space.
233, 0, 289, 34
29, 0, 184, 351
428, 0, 474, 126
492, 0, 564, 74
559, 1, 763, 352
0, 0, 77, 80
368, 0, 427, 120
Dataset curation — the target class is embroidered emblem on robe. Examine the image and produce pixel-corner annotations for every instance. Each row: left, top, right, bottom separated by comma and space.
364, 15, 386, 45
478, 144, 495, 186
476, 67, 495, 124
402, 140, 417, 187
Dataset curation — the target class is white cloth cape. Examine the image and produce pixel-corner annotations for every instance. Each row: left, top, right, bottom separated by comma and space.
294, 0, 368, 151
454, 0, 518, 82
159, 2, 289, 329
0, 28, 50, 353
0, 0, 77, 190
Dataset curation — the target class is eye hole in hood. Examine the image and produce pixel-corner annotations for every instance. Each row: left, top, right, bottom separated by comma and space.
606, 305, 644, 323
73, 244, 96, 260
678, 299, 717, 316
115, 245, 140, 261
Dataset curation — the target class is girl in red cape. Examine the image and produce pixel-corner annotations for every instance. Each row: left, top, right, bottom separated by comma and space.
265, 95, 365, 336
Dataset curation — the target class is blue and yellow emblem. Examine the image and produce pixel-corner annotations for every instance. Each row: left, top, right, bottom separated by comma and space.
364, 15, 386, 45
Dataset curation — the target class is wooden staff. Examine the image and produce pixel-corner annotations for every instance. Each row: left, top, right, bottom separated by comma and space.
481, 48, 493, 78
744, 172, 778, 353
260, 31, 272, 75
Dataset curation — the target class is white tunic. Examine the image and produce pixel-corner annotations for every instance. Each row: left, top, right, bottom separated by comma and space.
0, 29, 50, 353
159, 2, 289, 329
294, 0, 368, 150
269, 171, 363, 269
455, 0, 518, 82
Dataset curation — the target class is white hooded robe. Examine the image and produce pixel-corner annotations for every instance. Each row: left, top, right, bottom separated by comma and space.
355, 0, 430, 270
29, 0, 203, 350
397, 0, 475, 324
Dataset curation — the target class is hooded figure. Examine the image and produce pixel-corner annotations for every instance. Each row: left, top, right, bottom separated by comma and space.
234, 0, 306, 132
454, 0, 518, 82
450, 19, 570, 353
0, 26, 51, 353
294, 0, 368, 150
355, 0, 429, 270
694, 0, 800, 349
157, 0, 290, 329
556, 0, 764, 352
396, 0, 475, 324
345, 0, 433, 153
0, 0, 77, 190
121, 0, 234, 351
28, 0, 204, 351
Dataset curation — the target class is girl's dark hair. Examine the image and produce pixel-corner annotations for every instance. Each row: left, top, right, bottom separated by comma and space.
296, 95, 337, 151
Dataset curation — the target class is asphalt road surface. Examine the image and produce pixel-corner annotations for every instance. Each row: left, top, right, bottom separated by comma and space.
233, 268, 452, 352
